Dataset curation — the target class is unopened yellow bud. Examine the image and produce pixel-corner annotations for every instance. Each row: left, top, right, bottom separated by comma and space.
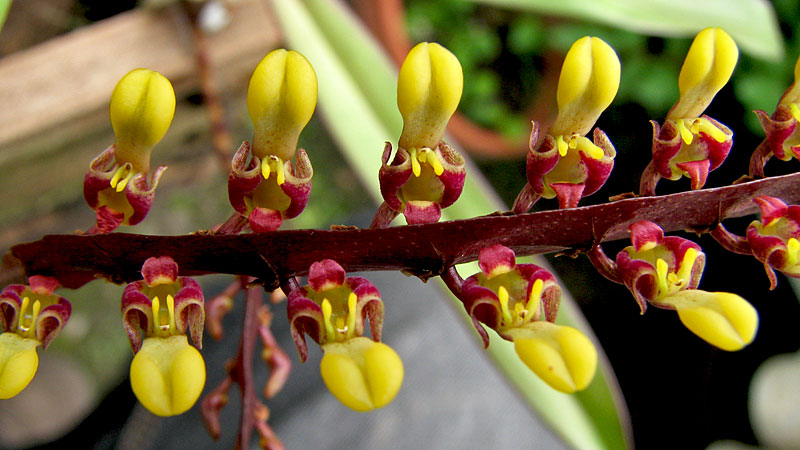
248, 49, 318, 160
551, 36, 620, 137
508, 322, 598, 394
110, 69, 176, 173
669, 291, 758, 351
397, 42, 463, 150
129, 335, 206, 416
0, 333, 39, 399
668, 28, 738, 120
320, 337, 404, 412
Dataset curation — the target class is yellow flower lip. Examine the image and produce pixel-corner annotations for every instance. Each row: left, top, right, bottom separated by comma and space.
110, 69, 176, 173
661, 290, 758, 351
0, 332, 40, 399
397, 42, 463, 150
551, 36, 620, 137
508, 322, 597, 394
248, 49, 318, 161
668, 27, 738, 120
320, 337, 404, 411
129, 335, 206, 416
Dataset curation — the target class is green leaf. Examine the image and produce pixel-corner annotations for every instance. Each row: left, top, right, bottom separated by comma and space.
271, 1, 632, 449
470, 0, 784, 61
0, 0, 11, 32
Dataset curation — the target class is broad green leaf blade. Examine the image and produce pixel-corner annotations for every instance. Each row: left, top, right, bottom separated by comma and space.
271, 1, 632, 449
470, 0, 784, 61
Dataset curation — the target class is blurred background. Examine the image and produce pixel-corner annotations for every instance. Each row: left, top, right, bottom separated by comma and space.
1, 0, 800, 449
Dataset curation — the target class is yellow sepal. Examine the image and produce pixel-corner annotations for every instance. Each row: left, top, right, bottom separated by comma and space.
129, 335, 206, 416
507, 322, 598, 394
397, 42, 463, 150
0, 333, 40, 399
110, 69, 176, 173
320, 337, 404, 412
248, 49, 318, 161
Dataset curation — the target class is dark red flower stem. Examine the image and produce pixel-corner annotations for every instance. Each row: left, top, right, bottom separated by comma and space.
587, 245, 622, 283
12, 172, 800, 290
710, 223, 753, 255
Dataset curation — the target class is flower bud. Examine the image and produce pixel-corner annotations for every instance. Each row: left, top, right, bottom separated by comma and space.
668, 28, 738, 120
248, 49, 318, 160
551, 36, 620, 137
0, 333, 39, 399
110, 69, 176, 173
508, 322, 597, 394
129, 335, 206, 416
397, 42, 463, 150
320, 337, 404, 411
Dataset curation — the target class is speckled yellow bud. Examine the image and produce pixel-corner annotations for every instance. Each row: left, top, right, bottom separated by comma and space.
508, 322, 598, 394
668, 28, 738, 120
129, 335, 206, 416
0, 333, 39, 399
397, 42, 463, 150
248, 49, 318, 161
551, 36, 620, 137
320, 337, 404, 412
666, 290, 758, 351
110, 69, 176, 173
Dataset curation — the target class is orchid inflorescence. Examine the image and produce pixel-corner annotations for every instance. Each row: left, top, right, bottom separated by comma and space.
4, 25, 800, 449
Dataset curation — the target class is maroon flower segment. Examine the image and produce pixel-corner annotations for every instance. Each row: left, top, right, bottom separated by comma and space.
746, 195, 800, 289
615, 221, 705, 313
228, 141, 313, 233
460, 245, 561, 348
287, 259, 384, 362
756, 106, 800, 161
83, 145, 167, 233
378, 141, 465, 225
121, 256, 205, 353
651, 116, 733, 190
526, 122, 616, 209
0, 275, 71, 349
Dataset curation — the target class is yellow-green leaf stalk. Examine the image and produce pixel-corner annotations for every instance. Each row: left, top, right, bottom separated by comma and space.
247, 49, 318, 161
110, 69, 176, 173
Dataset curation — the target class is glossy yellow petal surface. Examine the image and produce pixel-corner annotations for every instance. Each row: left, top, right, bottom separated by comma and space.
110, 69, 176, 172
508, 322, 598, 394
248, 49, 318, 160
320, 337, 404, 412
551, 36, 620, 136
397, 42, 463, 150
669, 28, 738, 119
0, 332, 40, 399
130, 335, 206, 416
661, 290, 758, 351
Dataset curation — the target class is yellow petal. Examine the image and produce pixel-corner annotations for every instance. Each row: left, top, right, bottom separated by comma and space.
669, 28, 738, 119
397, 42, 463, 150
320, 337, 404, 411
0, 333, 39, 399
509, 322, 598, 393
662, 290, 758, 351
248, 49, 318, 160
110, 69, 176, 173
551, 36, 620, 136
130, 335, 206, 416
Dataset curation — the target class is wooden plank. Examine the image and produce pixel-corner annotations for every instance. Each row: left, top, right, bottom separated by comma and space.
0, 0, 281, 148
